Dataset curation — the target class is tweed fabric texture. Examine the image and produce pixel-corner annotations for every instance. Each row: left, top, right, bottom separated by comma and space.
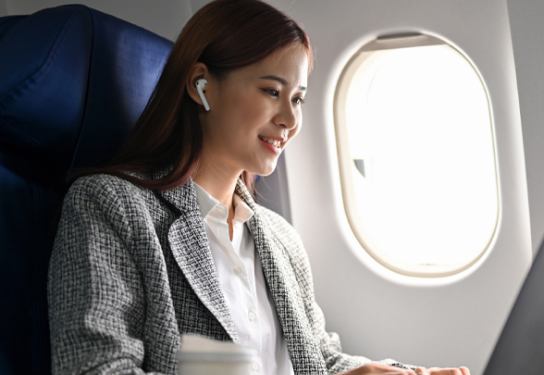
48, 172, 412, 374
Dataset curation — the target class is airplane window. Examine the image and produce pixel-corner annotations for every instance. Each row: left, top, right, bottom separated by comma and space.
334, 33, 498, 277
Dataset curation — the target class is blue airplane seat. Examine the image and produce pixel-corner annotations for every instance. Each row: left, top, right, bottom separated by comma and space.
0, 5, 173, 374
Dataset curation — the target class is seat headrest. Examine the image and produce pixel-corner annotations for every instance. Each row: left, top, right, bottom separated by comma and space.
0, 5, 173, 186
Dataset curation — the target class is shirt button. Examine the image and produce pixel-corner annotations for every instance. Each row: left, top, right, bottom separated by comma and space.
233, 266, 242, 275
248, 311, 256, 321
251, 362, 259, 371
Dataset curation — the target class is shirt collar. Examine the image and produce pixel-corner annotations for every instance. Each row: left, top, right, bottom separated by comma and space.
232, 193, 254, 224
193, 182, 254, 224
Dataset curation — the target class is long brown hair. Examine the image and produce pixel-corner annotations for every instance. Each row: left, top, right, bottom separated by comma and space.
75, 0, 313, 193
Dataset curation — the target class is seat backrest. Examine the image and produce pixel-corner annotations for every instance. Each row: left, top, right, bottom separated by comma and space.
0, 5, 173, 374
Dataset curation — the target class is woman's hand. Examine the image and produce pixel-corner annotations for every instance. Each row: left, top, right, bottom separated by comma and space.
338, 363, 471, 375
425, 367, 471, 375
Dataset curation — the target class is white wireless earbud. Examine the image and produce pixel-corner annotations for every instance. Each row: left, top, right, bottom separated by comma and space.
195, 79, 210, 111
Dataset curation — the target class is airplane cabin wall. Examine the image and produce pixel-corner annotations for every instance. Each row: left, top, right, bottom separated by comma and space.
507, 0, 544, 255
267, 1, 532, 374
0, 1, 7, 17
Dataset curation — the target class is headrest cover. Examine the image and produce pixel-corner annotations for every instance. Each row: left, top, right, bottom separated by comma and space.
0, 5, 173, 185
0, 7, 92, 171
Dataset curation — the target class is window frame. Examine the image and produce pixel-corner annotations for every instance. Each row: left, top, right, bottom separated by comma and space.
333, 33, 499, 277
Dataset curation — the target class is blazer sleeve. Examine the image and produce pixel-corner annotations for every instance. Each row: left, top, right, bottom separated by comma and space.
47, 175, 172, 375
308, 294, 417, 373
260, 207, 416, 374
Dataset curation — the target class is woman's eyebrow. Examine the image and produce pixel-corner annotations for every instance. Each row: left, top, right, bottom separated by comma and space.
259, 75, 307, 91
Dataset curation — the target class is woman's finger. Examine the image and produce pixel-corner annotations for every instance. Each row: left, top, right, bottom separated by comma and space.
427, 368, 471, 375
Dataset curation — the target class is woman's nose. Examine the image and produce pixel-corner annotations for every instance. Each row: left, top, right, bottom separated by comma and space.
274, 101, 298, 130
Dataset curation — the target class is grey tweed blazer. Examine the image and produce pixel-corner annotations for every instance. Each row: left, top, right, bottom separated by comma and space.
48, 171, 410, 374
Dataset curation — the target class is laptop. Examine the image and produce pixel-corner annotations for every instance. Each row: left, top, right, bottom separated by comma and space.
483, 239, 544, 374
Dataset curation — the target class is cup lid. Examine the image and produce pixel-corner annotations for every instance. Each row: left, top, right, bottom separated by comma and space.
177, 334, 258, 363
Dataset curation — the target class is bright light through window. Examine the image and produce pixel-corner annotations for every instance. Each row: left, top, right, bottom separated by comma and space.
334, 34, 498, 277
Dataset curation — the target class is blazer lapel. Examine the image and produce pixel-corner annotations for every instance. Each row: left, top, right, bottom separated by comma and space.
157, 178, 239, 343
236, 181, 327, 374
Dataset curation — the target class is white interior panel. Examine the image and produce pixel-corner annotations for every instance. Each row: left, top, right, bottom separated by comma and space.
507, 0, 544, 255
0, 0, 7, 17
269, 0, 531, 374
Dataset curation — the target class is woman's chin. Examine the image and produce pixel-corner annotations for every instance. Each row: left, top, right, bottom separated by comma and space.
251, 162, 277, 177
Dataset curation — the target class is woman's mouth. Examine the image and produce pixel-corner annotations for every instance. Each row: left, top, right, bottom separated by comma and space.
258, 135, 283, 154
258, 135, 281, 147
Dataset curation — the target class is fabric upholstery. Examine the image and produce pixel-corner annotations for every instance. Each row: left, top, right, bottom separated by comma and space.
0, 5, 173, 375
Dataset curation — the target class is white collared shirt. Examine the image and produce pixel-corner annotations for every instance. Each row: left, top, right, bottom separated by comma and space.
193, 183, 294, 375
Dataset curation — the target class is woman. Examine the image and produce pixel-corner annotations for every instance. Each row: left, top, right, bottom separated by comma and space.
48, 0, 470, 374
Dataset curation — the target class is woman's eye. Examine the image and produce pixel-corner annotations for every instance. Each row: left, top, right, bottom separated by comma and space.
262, 89, 304, 105
263, 89, 279, 96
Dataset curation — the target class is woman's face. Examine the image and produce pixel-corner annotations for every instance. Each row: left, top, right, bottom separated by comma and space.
199, 44, 309, 177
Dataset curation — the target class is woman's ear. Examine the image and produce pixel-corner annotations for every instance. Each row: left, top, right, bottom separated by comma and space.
186, 63, 211, 110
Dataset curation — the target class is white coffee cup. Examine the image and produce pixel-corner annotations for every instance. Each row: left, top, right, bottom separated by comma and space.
177, 334, 259, 375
